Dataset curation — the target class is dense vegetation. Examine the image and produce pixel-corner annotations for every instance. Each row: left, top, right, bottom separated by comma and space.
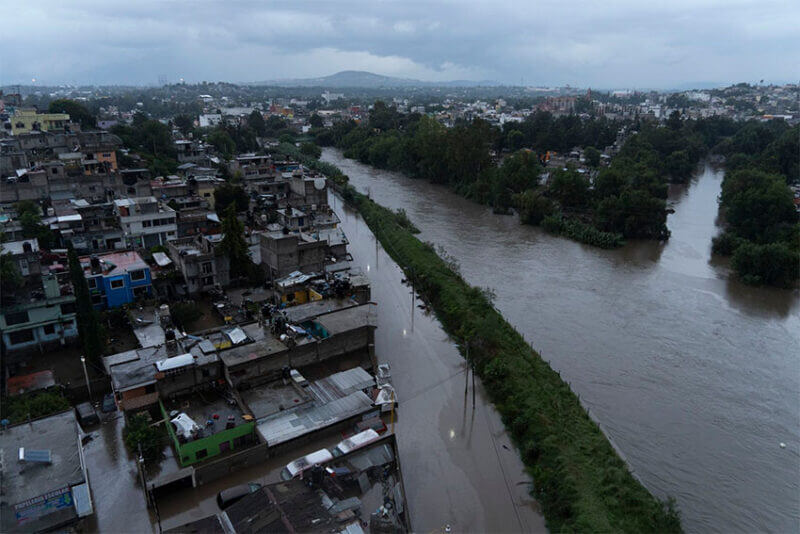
317, 103, 720, 247
307, 157, 682, 532
1, 392, 71, 424
111, 113, 178, 176
711, 121, 799, 287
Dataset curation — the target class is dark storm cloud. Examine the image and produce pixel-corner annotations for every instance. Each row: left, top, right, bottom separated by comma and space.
5, 0, 798, 87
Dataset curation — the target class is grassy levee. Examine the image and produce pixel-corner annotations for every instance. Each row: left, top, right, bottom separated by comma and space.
283, 145, 682, 532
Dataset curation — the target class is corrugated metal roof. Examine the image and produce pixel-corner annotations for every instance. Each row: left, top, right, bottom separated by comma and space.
257, 391, 373, 447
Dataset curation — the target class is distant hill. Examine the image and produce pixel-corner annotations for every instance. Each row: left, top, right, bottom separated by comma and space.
249, 70, 499, 88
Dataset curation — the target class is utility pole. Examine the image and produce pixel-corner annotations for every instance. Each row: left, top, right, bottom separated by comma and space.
80, 355, 93, 403
464, 341, 470, 398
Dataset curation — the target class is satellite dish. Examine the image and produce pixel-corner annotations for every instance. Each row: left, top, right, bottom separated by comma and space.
313, 177, 326, 190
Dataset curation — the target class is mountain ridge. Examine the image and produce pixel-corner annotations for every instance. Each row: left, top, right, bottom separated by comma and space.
248, 70, 500, 88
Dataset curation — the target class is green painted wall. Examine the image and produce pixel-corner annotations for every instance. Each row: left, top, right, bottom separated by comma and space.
160, 401, 255, 467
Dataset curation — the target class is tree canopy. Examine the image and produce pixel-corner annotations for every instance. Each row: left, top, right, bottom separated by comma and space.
48, 99, 96, 129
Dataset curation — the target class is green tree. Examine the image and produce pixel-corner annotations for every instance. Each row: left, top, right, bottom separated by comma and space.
207, 129, 236, 158
173, 114, 194, 136
219, 205, 251, 280
309, 114, 324, 128
720, 169, 798, 243
300, 142, 322, 159
517, 189, 556, 225
548, 168, 590, 209
507, 130, 525, 151
583, 146, 601, 167
213, 183, 249, 214
67, 245, 106, 363
48, 99, 96, 129
731, 242, 799, 287
247, 110, 266, 137
15, 201, 56, 250
1, 252, 22, 292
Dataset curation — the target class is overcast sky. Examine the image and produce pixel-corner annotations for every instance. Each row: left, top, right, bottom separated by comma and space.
4, 0, 798, 88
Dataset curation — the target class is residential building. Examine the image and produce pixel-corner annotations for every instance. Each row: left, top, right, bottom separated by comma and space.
0, 411, 93, 533
1, 238, 41, 277
80, 251, 152, 309
113, 196, 177, 248
0, 272, 78, 359
259, 229, 328, 279
9, 109, 71, 134
167, 234, 230, 295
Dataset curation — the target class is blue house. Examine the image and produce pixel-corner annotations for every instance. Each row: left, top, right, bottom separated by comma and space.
81, 251, 152, 309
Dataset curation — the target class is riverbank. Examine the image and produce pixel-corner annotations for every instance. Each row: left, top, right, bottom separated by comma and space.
287, 144, 681, 531
323, 148, 800, 532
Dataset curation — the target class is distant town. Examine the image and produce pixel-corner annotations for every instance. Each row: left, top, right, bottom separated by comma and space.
0, 77, 797, 533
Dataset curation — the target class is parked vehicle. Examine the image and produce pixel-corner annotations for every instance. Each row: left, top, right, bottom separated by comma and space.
216, 482, 262, 510
280, 448, 334, 480
332, 429, 381, 457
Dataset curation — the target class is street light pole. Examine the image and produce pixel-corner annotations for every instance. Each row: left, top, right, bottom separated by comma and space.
80, 355, 93, 403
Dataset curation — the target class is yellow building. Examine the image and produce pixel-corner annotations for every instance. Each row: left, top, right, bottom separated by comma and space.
11, 109, 70, 134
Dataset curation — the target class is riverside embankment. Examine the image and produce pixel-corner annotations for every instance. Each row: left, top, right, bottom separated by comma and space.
323, 148, 800, 533
319, 152, 681, 532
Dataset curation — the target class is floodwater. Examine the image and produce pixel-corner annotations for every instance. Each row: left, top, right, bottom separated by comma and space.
152, 200, 547, 532
323, 148, 800, 533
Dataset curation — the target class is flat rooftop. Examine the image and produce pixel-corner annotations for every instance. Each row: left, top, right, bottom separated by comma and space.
281, 299, 360, 324
316, 304, 376, 335
0, 411, 84, 533
162, 387, 247, 438
80, 250, 148, 277
240, 379, 313, 419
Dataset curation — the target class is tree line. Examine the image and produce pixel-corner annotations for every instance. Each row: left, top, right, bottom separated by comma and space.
711, 121, 799, 287
315, 102, 719, 247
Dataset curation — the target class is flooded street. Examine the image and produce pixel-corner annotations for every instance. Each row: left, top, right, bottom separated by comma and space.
324, 148, 800, 533
153, 195, 548, 532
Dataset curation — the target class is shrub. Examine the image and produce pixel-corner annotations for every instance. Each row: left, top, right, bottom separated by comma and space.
1, 391, 70, 424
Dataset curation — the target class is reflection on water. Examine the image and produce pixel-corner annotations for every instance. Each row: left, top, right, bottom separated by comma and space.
324, 148, 800, 533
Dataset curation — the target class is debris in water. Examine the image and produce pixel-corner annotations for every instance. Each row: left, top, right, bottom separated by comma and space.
779, 442, 786, 448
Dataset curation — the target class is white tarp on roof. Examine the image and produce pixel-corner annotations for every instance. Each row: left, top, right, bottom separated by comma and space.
155, 353, 194, 372
225, 327, 247, 345
152, 252, 172, 267
276, 270, 315, 289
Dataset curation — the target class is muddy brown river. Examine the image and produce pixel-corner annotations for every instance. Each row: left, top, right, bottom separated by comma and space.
323, 148, 800, 533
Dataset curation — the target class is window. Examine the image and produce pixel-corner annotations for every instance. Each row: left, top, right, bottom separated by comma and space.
60, 303, 76, 314
202, 276, 214, 286
9, 329, 34, 345
110, 279, 124, 289
5, 311, 29, 326
144, 384, 156, 394
142, 220, 152, 228
195, 449, 208, 460
43, 324, 56, 335
91, 294, 103, 305
87, 277, 97, 289
202, 262, 213, 274
102, 153, 111, 158
129, 269, 146, 281
51, 167, 58, 175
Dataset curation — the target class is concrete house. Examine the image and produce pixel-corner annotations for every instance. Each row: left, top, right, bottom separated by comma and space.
80, 251, 152, 309
167, 234, 230, 295
0, 272, 78, 359
113, 196, 177, 248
